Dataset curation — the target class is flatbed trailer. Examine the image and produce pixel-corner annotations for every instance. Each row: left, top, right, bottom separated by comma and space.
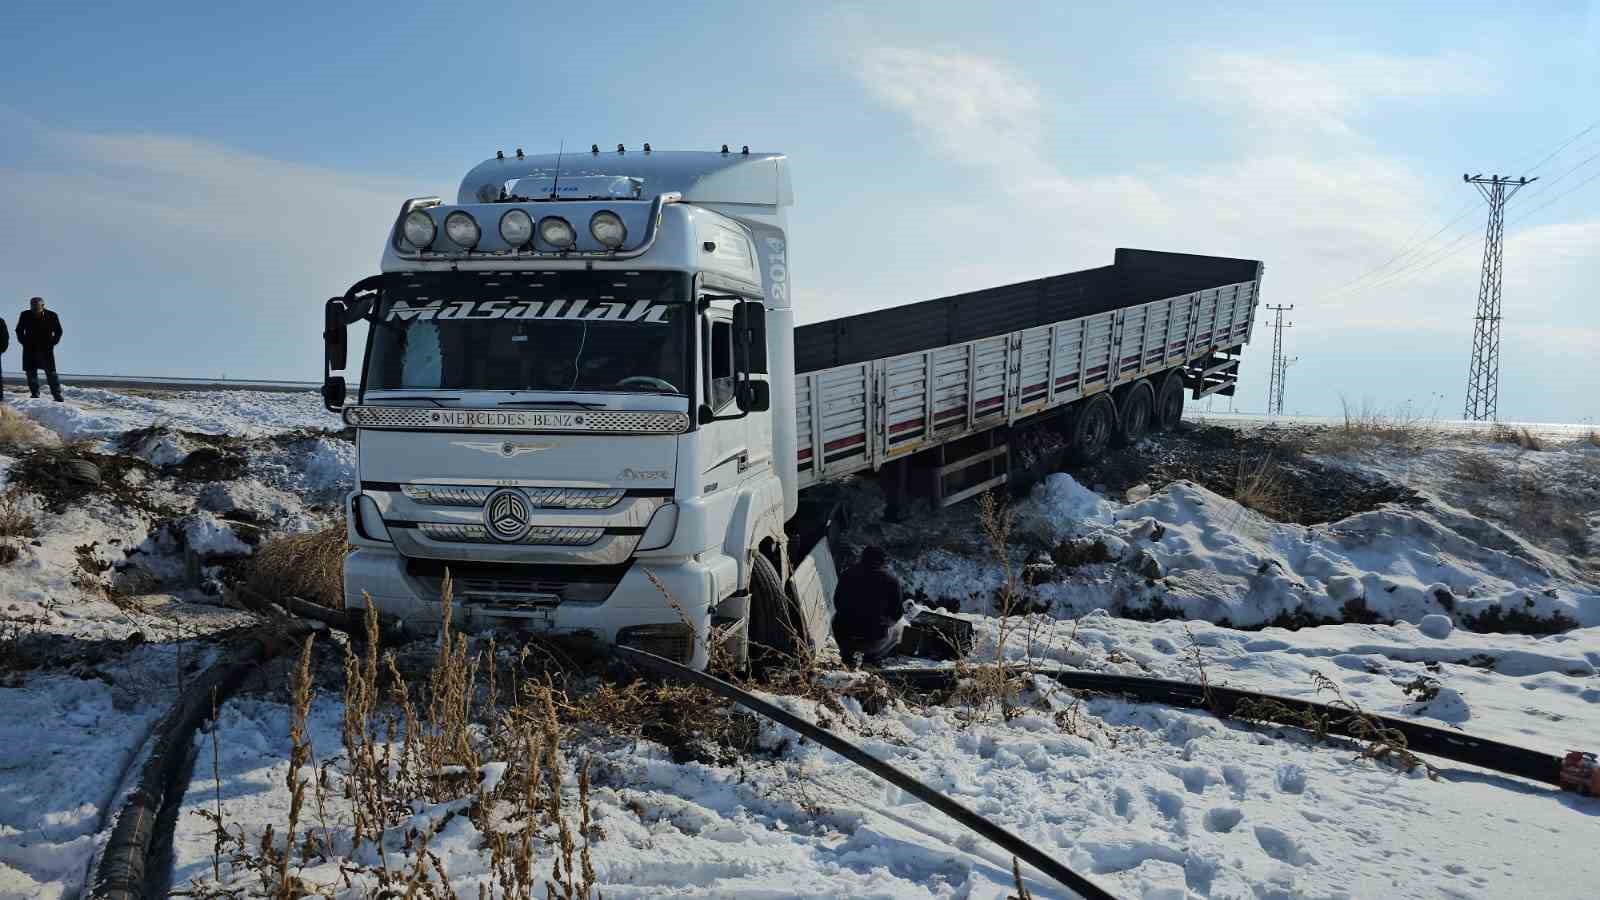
793, 249, 1262, 502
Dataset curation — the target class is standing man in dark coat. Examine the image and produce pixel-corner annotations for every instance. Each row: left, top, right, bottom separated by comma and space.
16, 297, 64, 402
832, 545, 907, 664
0, 314, 9, 402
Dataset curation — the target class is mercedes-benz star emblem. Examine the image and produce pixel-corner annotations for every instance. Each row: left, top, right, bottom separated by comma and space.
483, 488, 532, 542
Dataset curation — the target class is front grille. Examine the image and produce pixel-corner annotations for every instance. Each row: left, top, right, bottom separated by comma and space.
402, 485, 626, 510
406, 558, 629, 605
418, 522, 493, 542
403, 484, 492, 506
415, 522, 604, 546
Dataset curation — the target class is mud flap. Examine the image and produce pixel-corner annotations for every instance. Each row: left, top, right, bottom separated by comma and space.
787, 496, 846, 656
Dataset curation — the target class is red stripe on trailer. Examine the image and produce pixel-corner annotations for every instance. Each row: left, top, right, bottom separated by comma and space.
823, 433, 865, 452
889, 420, 922, 434
798, 447, 813, 461
976, 397, 1003, 411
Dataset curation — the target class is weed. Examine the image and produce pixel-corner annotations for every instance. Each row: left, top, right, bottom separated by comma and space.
0, 407, 56, 452
244, 526, 349, 609
1233, 672, 1438, 778
1232, 456, 1288, 520
1488, 423, 1545, 451
1316, 398, 1439, 456
1451, 452, 1502, 484
0, 491, 37, 539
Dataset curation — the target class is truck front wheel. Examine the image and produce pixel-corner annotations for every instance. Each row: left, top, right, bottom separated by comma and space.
1068, 394, 1115, 463
748, 552, 802, 665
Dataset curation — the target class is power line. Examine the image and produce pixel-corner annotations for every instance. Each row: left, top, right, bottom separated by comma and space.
1322, 116, 1600, 299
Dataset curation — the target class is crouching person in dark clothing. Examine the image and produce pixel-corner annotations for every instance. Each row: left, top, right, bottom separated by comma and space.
16, 297, 64, 402
832, 546, 906, 665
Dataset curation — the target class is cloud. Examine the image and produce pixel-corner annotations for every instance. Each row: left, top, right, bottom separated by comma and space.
0, 111, 421, 379
849, 46, 1597, 419
858, 48, 1045, 168
1186, 52, 1492, 136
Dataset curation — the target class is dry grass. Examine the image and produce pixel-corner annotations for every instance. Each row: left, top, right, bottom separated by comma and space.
1452, 452, 1503, 483
244, 526, 349, 609
1586, 429, 1600, 449
1487, 423, 1545, 451
0, 491, 37, 540
194, 581, 602, 898
1233, 671, 1438, 778
1315, 398, 1440, 456
1232, 456, 1289, 520
0, 407, 57, 452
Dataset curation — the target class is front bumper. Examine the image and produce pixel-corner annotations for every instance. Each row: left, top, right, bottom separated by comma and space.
346, 547, 732, 668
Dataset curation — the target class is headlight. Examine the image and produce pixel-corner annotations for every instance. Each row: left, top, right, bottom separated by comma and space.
444, 211, 481, 248
354, 494, 392, 543
589, 210, 627, 248
402, 210, 436, 249
636, 503, 678, 550
539, 216, 576, 249
499, 209, 534, 246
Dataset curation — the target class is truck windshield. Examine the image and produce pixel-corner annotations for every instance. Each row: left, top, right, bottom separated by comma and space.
364, 271, 691, 394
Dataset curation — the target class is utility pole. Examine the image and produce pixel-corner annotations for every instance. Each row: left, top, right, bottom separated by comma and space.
1263, 304, 1293, 417
1462, 173, 1535, 422
1276, 355, 1299, 416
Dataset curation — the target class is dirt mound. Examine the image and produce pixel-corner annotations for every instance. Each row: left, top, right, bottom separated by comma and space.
1071, 424, 1416, 525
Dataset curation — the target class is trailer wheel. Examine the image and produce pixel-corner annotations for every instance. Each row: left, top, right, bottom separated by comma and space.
1113, 380, 1155, 446
748, 552, 803, 664
1068, 395, 1115, 463
1154, 371, 1186, 431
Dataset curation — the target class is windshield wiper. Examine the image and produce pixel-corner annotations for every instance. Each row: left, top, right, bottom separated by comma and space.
369, 395, 458, 407
498, 399, 607, 410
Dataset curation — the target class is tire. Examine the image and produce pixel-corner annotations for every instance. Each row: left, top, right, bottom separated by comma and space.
1113, 380, 1154, 446
747, 552, 802, 662
1067, 394, 1115, 463
1154, 370, 1186, 431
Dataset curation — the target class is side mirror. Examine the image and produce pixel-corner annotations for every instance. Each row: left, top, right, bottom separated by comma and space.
698, 403, 716, 425
324, 299, 349, 372
732, 300, 767, 374
322, 376, 347, 412
737, 379, 770, 413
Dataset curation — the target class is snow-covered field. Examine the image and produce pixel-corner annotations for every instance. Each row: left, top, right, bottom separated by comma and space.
1, 388, 1596, 899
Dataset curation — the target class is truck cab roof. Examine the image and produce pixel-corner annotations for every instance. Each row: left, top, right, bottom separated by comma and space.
457, 149, 792, 208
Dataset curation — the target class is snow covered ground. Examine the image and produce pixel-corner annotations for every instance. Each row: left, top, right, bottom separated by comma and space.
1, 389, 1597, 898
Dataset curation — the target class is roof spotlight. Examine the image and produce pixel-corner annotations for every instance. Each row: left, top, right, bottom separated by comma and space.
444, 211, 480, 248
589, 211, 627, 249
499, 209, 534, 246
402, 210, 437, 249
538, 216, 576, 249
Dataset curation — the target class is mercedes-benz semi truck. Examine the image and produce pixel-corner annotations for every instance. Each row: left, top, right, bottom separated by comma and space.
321, 147, 1263, 669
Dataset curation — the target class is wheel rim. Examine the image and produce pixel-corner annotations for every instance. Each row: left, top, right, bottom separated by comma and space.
1127, 393, 1150, 436
1084, 403, 1109, 453
1160, 383, 1182, 425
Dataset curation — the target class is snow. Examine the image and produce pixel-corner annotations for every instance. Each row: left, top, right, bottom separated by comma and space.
9, 388, 334, 443
2, 389, 1597, 899
181, 513, 252, 559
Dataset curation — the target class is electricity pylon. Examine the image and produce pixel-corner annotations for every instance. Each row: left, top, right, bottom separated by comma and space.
1462, 173, 1534, 421
1263, 304, 1293, 417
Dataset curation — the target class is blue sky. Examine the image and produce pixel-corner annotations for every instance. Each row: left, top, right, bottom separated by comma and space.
1, 1, 1596, 421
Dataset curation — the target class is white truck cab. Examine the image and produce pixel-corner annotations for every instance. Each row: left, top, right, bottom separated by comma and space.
324, 149, 803, 669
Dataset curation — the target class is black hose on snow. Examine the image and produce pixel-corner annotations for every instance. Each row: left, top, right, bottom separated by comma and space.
877, 666, 1569, 788
89, 624, 308, 900
615, 645, 1119, 900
